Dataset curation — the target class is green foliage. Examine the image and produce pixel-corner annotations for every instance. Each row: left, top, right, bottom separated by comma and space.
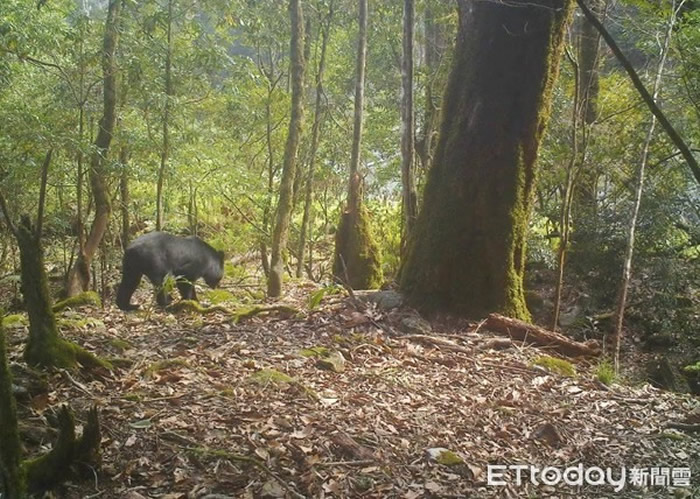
594, 359, 616, 386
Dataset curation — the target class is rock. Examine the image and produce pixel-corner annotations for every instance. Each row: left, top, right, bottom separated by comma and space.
316, 351, 346, 373
400, 314, 432, 335
355, 290, 403, 310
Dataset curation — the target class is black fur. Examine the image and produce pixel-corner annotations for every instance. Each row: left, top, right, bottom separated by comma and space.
116, 232, 224, 311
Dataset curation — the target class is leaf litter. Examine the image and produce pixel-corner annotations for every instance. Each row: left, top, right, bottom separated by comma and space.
5, 283, 699, 498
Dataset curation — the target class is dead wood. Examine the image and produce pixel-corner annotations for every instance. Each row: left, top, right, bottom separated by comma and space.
484, 313, 601, 357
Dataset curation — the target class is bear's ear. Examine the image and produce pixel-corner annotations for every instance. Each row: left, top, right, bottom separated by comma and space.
217, 250, 225, 261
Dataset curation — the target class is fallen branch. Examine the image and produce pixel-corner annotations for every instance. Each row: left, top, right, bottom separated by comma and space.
484, 314, 601, 357
665, 422, 700, 433
402, 334, 472, 354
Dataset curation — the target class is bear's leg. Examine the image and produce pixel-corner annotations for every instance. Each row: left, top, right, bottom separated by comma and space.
116, 271, 142, 311
177, 281, 197, 301
150, 273, 173, 308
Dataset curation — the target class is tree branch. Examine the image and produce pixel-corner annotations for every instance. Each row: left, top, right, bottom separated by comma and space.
575, 0, 700, 185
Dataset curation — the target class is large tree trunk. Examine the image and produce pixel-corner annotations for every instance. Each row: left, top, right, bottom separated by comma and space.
400, 0, 573, 319
400, 0, 417, 251
296, 0, 333, 278
65, 0, 121, 296
332, 0, 382, 289
267, 0, 306, 298
156, 0, 173, 231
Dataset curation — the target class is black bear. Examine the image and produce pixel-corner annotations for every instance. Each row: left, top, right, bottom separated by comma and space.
116, 232, 224, 310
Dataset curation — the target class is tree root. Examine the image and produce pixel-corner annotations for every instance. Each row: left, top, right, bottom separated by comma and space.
52, 291, 101, 314
166, 300, 300, 325
24, 405, 101, 493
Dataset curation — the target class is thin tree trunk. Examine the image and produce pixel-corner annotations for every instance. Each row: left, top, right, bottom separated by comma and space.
297, 1, 333, 278
613, 0, 681, 372
267, 0, 306, 297
65, 0, 121, 296
400, 0, 573, 319
156, 0, 173, 231
119, 146, 130, 249
332, 0, 383, 289
416, 6, 446, 172
400, 0, 417, 252
348, 0, 366, 213
576, 0, 700, 185
552, 48, 580, 330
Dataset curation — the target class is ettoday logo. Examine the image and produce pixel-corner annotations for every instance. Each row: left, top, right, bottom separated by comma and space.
487, 464, 692, 491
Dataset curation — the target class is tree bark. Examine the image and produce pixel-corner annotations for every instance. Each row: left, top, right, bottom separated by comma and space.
65, 0, 121, 296
613, 0, 680, 372
156, 0, 174, 231
400, 0, 417, 252
296, 0, 333, 278
0, 318, 25, 498
552, 48, 580, 330
416, 6, 447, 172
332, 0, 383, 289
119, 146, 130, 249
267, 0, 306, 298
400, 0, 574, 319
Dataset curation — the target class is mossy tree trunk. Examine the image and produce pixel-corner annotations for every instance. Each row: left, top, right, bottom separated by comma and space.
18, 217, 93, 369
296, 0, 333, 279
332, 0, 382, 289
400, 0, 573, 319
267, 0, 306, 298
0, 319, 26, 498
66, 0, 121, 296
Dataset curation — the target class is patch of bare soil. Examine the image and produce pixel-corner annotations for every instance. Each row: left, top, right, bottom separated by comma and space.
6, 284, 699, 498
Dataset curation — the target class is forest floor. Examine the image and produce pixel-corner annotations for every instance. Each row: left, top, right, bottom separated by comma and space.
5, 281, 700, 498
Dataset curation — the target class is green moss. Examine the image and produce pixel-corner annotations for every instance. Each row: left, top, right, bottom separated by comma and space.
203, 289, 236, 304
595, 359, 616, 385
683, 361, 700, 374
58, 317, 105, 331
532, 356, 576, 377
299, 346, 331, 358
249, 368, 295, 385
109, 338, 133, 351
2, 313, 28, 329
333, 205, 383, 289
52, 291, 101, 313
145, 358, 188, 376
123, 392, 144, 402
659, 431, 686, 442
435, 450, 464, 466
